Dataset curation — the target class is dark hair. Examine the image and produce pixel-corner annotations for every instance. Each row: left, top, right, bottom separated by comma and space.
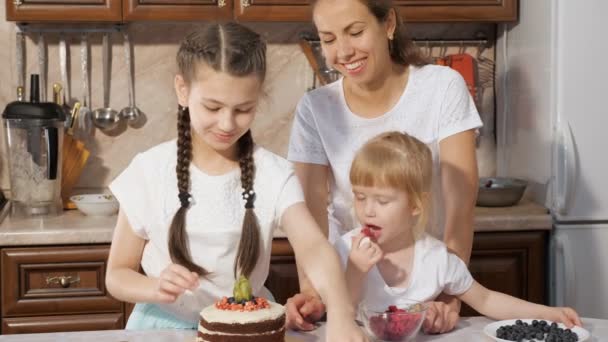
169, 22, 266, 278
314, 0, 429, 67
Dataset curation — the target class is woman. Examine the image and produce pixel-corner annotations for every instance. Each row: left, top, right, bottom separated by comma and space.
286, 0, 481, 334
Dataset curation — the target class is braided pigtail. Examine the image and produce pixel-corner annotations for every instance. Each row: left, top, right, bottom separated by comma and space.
233, 130, 261, 278
168, 105, 207, 275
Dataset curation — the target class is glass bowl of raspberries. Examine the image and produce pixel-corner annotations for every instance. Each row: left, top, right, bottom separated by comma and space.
360, 302, 428, 341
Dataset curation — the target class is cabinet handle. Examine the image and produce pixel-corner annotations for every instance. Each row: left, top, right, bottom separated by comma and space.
240, 0, 251, 7
13, 0, 23, 6
217, 0, 226, 7
46, 275, 81, 288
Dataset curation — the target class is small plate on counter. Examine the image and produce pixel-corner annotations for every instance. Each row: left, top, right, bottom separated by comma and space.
70, 194, 118, 216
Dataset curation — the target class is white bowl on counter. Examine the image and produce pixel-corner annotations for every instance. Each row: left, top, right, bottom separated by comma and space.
70, 194, 119, 216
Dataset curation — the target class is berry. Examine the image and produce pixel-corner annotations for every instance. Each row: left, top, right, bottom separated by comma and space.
368, 306, 423, 341
495, 320, 579, 341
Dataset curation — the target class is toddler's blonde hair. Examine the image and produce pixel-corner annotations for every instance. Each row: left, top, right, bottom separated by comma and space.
350, 131, 433, 239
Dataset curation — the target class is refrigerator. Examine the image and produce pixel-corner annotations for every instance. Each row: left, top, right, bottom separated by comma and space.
496, 0, 608, 319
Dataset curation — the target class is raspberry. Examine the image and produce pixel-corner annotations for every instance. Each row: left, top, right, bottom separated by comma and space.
362, 226, 374, 238
368, 306, 423, 341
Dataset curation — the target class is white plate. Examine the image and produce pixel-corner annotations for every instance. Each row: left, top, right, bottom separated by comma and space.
483, 319, 590, 341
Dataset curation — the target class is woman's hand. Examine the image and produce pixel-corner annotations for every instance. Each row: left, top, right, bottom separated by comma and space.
285, 293, 326, 331
423, 301, 460, 334
326, 315, 369, 342
152, 263, 199, 303
349, 234, 384, 274
544, 307, 583, 328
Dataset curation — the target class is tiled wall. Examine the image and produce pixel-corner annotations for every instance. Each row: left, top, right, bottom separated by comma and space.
0, 2, 497, 193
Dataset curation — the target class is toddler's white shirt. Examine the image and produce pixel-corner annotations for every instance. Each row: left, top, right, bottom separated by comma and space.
110, 140, 304, 322
334, 228, 474, 312
288, 64, 483, 241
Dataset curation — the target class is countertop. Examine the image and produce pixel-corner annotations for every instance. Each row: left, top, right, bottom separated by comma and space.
0, 200, 551, 246
0, 317, 605, 341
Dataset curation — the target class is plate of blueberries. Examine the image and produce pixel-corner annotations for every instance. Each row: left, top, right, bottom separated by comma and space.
483, 319, 590, 342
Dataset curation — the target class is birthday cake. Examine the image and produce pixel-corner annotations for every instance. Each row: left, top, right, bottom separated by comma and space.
197, 276, 286, 342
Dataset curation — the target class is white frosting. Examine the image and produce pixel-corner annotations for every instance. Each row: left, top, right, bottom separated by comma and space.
198, 324, 284, 336
200, 301, 285, 324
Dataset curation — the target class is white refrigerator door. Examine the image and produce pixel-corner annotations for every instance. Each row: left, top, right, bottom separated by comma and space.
552, 0, 608, 222
551, 224, 608, 319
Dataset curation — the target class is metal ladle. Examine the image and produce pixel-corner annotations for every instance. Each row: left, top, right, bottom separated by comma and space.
78, 33, 94, 135
93, 33, 120, 131
118, 30, 142, 125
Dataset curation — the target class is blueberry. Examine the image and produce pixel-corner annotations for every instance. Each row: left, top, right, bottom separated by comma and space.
228, 297, 235, 304
516, 320, 523, 326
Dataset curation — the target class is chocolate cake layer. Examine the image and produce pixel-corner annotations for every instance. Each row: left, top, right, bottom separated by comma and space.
197, 327, 285, 342
200, 314, 285, 334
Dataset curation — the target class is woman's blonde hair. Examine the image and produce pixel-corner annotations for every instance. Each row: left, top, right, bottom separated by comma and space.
350, 131, 432, 239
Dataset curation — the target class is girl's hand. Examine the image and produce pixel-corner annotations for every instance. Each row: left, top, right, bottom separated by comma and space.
285, 293, 326, 331
544, 306, 583, 328
349, 234, 383, 274
326, 316, 369, 342
422, 301, 459, 334
152, 263, 200, 303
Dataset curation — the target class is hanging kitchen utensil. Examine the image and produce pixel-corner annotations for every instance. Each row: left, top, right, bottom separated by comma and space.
118, 30, 143, 125
61, 101, 90, 210
443, 53, 477, 101
92, 32, 120, 131
16, 31, 25, 101
37, 33, 47, 102
78, 33, 93, 136
59, 34, 71, 115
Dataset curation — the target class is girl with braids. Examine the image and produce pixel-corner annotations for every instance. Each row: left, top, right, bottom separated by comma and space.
286, 0, 482, 334
105, 22, 368, 341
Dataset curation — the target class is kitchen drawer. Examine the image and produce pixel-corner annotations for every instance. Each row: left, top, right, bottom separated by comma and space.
1, 245, 122, 317
2, 313, 123, 334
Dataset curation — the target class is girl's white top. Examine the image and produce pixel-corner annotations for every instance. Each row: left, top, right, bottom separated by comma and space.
288, 64, 482, 242
334, 229, 474, 312
110, 140, 304, 322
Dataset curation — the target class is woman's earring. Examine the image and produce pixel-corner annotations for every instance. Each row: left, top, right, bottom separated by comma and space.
178, 105, 188, 112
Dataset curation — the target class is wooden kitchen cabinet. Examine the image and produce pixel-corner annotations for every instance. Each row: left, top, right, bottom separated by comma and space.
265, 230, 548, 315
123, 0, 232, 21
0, 245, 125, 334
461, 230, 548, 317
395, 0, 518, 23
6, 0, 518, 22
5, 0, 122, 22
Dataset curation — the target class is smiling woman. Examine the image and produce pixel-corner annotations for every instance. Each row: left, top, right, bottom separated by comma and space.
286, 0, 483, 334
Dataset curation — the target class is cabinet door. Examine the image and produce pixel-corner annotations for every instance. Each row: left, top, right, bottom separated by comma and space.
265, 238, 300, 305
235, 0, 310, 22
395, 0, 518, 22
2, 313, 123, 334
123, 0, 232, 21
461, 231, 547, 317
5, 0, 122, 22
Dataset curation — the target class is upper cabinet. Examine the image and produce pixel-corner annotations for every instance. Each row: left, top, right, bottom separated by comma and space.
123, 0, 232, 21
6, 0, 122, 22
5, 0, 518, 22
395, 0, 518, 22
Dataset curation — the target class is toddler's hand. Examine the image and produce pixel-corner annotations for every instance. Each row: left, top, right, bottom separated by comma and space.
349, 234, 383, 274
153, 263, 200, 303
545, 306, 583, 328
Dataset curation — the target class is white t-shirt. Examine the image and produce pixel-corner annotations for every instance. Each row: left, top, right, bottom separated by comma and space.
109, 140, 304, 323
288, 64, 483, 242
334, 228, 474, 312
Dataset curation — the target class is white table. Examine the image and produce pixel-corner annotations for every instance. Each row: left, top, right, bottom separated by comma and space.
0, 317, 606, 341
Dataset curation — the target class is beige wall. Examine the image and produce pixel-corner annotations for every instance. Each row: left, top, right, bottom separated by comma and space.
0, 3, 497, 193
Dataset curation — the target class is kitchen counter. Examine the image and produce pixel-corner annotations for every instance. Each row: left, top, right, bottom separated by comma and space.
0, 200, 551, 246
0, 317, 604, 341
